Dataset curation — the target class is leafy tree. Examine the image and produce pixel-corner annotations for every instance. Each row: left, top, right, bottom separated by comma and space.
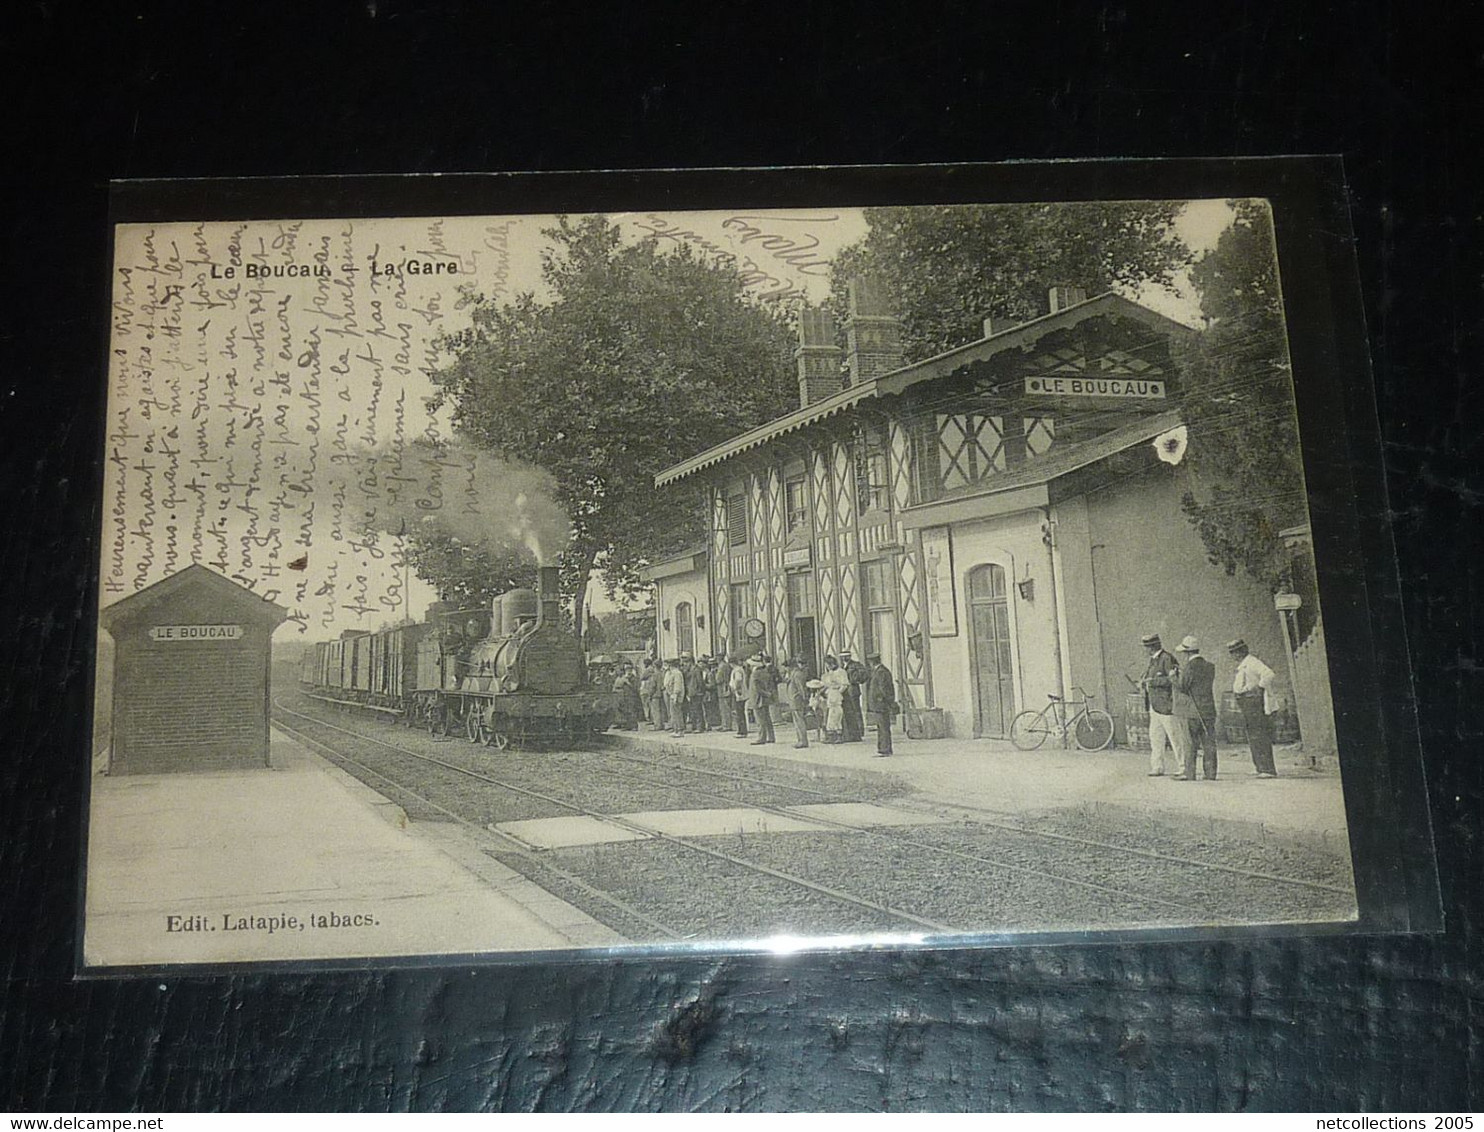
829, 202, 1191, 361
1177, 199, 1309, 596
401, 531, 535, 610
428, 216, 797, 640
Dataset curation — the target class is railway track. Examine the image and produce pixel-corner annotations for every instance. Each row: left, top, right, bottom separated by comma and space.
274, 694, 1355, 941
598, 743, 1356, 900
274, 701, 959, 939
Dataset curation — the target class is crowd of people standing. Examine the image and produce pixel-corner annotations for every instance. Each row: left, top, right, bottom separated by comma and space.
614, 648, 899, 756
617, 629, 1285, 780
1139, 632, 1282, 780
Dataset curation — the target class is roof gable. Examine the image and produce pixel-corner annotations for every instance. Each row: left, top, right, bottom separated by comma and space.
656, 291, 1195, 486
99, 564, 290, 632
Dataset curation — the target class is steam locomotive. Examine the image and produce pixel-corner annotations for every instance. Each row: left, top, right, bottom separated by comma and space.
299, 566, 615, 747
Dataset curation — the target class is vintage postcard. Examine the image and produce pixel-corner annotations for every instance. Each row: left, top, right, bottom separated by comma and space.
85, 172, 1385, 970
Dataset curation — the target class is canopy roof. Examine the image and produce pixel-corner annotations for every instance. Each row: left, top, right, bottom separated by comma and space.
656, 291, 1195, 487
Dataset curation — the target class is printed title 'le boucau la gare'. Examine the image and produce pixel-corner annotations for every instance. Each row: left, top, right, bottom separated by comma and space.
206, 257, 464, 280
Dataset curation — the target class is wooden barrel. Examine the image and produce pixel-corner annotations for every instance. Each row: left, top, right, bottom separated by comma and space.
1221, 693, 1300, 744
1220, 692, 1246, 742
1124, 691, 1149, 750
1272, 705, 1300, 745
905, 707, 948, 739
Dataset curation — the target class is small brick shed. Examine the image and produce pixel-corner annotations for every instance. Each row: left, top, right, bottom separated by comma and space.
98, 564, 288, 774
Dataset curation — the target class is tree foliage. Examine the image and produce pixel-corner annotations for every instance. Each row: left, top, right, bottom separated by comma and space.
1178, 199, 1308, 593
828, 202, 1191, 361
401, 532, 536, 610
427, 216, 797, 636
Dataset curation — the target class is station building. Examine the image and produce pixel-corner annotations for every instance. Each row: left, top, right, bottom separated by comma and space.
98, 564, 289, 773
654, 281, 1318, 743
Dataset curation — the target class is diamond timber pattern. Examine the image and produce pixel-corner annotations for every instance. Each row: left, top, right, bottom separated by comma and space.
839, 559, 860, 656
833, 441, 854, 528
819, 565, 837, 656
897, 547, 925, 684
767, 467, 784, 546
712, 490, 730, 655
938, 413, 1006, 491
772, 575, 789, 661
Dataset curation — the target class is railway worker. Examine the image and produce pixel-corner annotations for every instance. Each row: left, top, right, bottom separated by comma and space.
1174, 636, 1218, 780
1140, 632, 1191, 777
613, 661, 643, 730
715, 655, 735, 732
701, 656, 723, 730
785, 656, 812, 749
663, 658, 688, 738
748, 654, 778, 745
730, 655, 750, 738
681, 652, 706, 733
1228, 638, 1279, 778
639, 658, 662, 730
865, 652, 897, 757
839, 650, 868, 742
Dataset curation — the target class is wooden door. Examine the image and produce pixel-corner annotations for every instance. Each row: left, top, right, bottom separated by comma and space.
968, 564, 1015, 737
792, 616, 819, 678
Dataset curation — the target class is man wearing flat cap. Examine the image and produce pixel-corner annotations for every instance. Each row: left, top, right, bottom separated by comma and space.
785, 656, 812, 749
748, 653, 778, 745
1140, 632, 1191, 777
1228, 638, 1278, 777
1174, 636, 1218, 780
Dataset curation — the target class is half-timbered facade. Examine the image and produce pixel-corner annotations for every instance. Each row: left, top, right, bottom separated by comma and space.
657, 281, 1297, 740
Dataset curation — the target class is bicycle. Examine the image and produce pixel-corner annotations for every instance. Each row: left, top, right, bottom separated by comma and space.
1009, 687, 1115, 751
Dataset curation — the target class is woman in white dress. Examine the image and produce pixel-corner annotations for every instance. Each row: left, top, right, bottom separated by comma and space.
821, 655, 849, 743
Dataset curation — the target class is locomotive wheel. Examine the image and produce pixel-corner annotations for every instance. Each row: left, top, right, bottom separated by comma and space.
471, 707, 494, 746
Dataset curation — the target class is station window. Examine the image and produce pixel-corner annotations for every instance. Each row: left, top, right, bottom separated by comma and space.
727, 492, 748, 547
860, 559, 890, 612
786, 571, 815, 616
729, 583, 751, 637
854, 427, 888, 515
785, 476, 808, 532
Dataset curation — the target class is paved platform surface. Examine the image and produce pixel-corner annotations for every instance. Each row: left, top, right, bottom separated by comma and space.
606, 723, 1351, 846
83, 729, 625, 968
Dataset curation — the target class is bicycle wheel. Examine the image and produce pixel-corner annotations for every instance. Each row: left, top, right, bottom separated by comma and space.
1009, 710, 1050, 750
1074, 708, 1115, 751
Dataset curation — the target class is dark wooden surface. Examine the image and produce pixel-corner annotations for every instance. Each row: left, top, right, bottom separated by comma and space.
2, 1, 1478, 1111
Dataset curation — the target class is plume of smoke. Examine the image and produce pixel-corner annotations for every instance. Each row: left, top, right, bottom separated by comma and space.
338, 437, 571, 563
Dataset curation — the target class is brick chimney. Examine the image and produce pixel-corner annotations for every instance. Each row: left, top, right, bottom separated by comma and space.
844, 277, 905, 385
1047, 284, 1089, 313
795, 306, 843, 408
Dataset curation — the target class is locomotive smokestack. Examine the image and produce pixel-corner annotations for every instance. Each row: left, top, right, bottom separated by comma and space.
536, 565, 562, 629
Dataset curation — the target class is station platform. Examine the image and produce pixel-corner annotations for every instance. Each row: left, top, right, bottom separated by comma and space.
605, 721, 1352, 849
83, 728, 626, 969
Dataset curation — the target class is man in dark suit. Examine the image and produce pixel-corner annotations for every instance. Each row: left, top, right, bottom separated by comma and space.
784, 656, 811, 749
680, 652, 704, 732
715, 656, 734, 732
865, 652, 897, 757
748, 655, 778, 745
1174, 635, 1218, 780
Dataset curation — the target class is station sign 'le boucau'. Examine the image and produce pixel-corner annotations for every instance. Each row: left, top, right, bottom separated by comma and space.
147, 624, 244, 642
1024, 377, 1167, 399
